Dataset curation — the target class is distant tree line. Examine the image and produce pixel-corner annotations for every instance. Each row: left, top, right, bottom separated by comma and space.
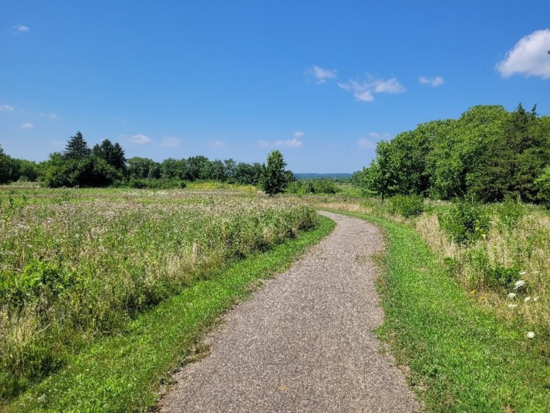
0, 132, 295, 191
356, 104, 550, 204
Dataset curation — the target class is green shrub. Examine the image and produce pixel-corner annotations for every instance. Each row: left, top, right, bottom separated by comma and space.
128, 178, 186, 189
388, 195, 425, 218
439, 199, 490, 244
285, 179, 340, 195
1, 261, 75, 309
495, 196, 525, 231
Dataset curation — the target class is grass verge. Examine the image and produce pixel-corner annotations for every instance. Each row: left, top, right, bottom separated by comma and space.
5, 215, 335, 413
331, 210, 550, 413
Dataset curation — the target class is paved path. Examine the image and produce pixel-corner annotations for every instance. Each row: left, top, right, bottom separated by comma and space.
159, 212, 417, 413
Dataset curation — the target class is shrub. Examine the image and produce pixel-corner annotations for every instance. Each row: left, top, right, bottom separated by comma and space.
495, 196, 525, 231
388, 195, 425, 218
438, 199, 490, 244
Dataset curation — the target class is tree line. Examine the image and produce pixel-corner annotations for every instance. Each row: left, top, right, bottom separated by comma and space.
0, 132, 294, 192
357, 104, 550, 204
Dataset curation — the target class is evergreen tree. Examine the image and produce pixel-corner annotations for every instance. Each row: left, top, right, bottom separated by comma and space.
63, 132, 91, 159
92, 140, 126, 170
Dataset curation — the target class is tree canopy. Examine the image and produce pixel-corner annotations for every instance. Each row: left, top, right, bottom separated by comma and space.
359, 104, 550, 204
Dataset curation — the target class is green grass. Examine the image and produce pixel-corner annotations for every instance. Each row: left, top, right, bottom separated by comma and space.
332, 210, 550, 413
5, 215, 334, 413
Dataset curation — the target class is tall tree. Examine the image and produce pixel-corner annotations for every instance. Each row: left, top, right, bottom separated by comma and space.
260, 150, 289, 196
92, 140, 126, 170
63, 132, 91, 160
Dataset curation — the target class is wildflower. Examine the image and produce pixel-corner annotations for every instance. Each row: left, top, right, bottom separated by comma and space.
470, 290, 476, 295
527, 331, 535, 339
507, 293, 516, 299
534, 296, 540, 302
524, 296, 531, 302
519, 271, 527, 275
514, 280, 525, 289
508, 304, 518, 308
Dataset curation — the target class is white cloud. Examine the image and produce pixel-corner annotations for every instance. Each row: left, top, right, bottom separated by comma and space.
369, 132, 392, 140
497, 29, 550, 79
13, 25, 29, 34
159, 137, 181, 148
20, 122, 33, 129
208, 140, 225, 149
293, 131, 304, 138
257, 138, 303, 148
128, 134, 153, 144
419, 76, 444, 87
339, 74, 405, 102
40, 112, 58, 119
307, 65, 337, 84
357, 132, 393, 149
0, 105, 14, 111
357, 138, 376, 149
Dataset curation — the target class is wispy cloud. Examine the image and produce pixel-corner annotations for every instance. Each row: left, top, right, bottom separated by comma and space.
357, 138, 376, 149
357, 132, 392, 149
124, 134, 182, 148
497, 29, 550, 79
307, 65, 337, 84
40, 112, 58, 120
20, 122, 33, 130
208, 140, 226, 149
159, 137, 181, 148
128, 134, 154, 144
419, 76, 444, 87
0, 105, 14, 112
13, 25, 29, 34
293, 131, 304, 138
338, 74, 405, 102
257, 138, 303, 149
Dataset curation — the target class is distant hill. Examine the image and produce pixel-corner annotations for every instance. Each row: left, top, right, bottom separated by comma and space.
294, 173, 352, 180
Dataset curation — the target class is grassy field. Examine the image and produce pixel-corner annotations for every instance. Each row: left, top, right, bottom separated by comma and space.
317, 195, 550, 412
0, 185, 324, 410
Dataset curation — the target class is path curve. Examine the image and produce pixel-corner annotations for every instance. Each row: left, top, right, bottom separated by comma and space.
159, 212, 417, 412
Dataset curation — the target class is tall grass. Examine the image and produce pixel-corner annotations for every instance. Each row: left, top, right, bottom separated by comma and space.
315, 196, 550, 359
0, 188, 317, 400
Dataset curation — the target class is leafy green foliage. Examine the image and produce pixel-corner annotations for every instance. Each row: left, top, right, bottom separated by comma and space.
285, 179, 341, 195
360, 104, 550, 204
260, 150, 289, 196
438, 200, 490, 244
63, 131, 91, 160
388, 195, 425, 218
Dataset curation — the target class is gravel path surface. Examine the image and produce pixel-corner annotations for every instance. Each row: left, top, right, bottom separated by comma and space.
159, 212, 417, 413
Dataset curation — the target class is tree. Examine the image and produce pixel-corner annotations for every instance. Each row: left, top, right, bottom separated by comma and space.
0, 145, 10, 184
92, 139, 126, 170
260, 150, 289, 196
63, 132, 91, 159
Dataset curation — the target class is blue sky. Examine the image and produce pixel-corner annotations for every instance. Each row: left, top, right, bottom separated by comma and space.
1, 1, 549, 172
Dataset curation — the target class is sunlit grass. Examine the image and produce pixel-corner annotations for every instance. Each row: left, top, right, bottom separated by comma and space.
0, 187, 317, 401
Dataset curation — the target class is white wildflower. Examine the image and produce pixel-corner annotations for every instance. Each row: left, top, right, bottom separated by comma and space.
508, 304, 518, 308
527, 331, 535, 339
514, 280, 525, 289
524, 296, 531, 302
534, 296, 540, 302
519, 271, 527, 275
507, 293, 517, 299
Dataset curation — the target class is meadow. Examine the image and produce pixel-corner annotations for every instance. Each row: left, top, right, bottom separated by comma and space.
314, 193, 550, 411
0, 184, 319, 405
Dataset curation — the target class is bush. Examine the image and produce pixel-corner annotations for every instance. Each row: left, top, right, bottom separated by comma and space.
495, 196, 525, 231
439, 199, 490, 244
285, 179, 341, 195
127, 178, 186, 189
388, 195, 425, 218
